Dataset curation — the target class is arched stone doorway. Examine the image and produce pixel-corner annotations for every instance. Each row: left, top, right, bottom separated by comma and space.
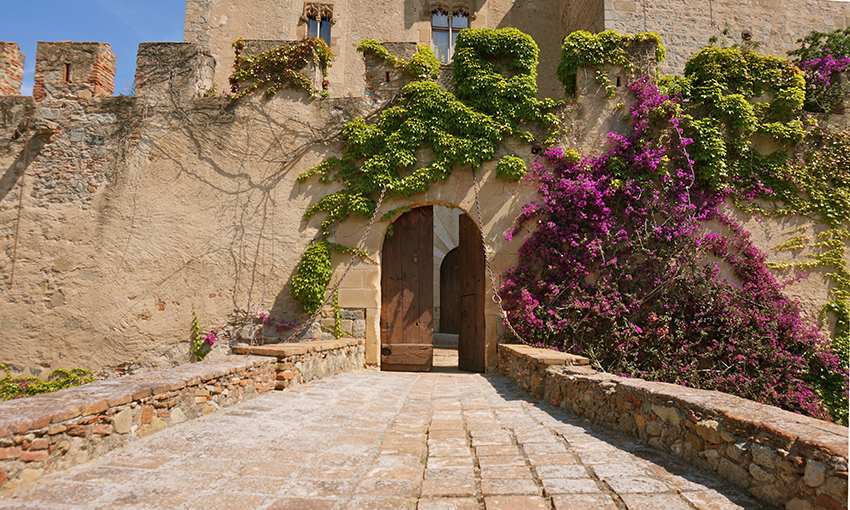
379, 206, 485, 372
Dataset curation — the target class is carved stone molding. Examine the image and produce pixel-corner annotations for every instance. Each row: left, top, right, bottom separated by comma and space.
301, 2, 335, 23
426, 0, 476, 19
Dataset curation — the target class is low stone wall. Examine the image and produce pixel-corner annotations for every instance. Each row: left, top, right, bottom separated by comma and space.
498, 344, 849, 510
233, 338, 365, 390
0, 355, 275, 490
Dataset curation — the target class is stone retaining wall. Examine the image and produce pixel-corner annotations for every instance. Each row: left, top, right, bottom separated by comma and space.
0, 355, 275, 490
233, 338, 365, 390
498, 344, 849, 510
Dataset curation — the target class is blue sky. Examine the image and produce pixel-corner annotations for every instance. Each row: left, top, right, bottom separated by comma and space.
1, 0, 186, 95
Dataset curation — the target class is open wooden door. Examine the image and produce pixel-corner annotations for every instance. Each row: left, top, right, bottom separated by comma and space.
439, 248, 460, 334
458, 213, 485, 372
380, 206, 434, 371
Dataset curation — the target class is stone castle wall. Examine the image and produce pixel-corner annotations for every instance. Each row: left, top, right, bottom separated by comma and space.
0, 1, 848, 378
600, 0, 850, 74
184, 0, 565, 99
0, 43, 24, 97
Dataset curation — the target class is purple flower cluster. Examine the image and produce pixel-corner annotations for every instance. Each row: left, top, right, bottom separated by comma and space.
258, 312, 297, 333
204, 328, 218, 346
501, 76, 845, 420
799, 46, 850, 88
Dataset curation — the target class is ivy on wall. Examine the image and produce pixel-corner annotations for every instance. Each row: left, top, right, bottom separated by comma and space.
556, 30, 666, 96
357, 39, 441, 80
293, 28, 560, 311
788, 28, 850, 112
229, 37, 333, 99
1, 364, 94, 401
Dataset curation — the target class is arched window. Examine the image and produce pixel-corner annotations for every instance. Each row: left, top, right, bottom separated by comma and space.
308, 17, 332, 45
303, 3, 334, 46
432, 11, 468, 63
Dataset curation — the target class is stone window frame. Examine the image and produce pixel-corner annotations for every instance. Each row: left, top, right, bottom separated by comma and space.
431, 10, 469, 63
301, 2, 336, 45
425, 0, 475, 63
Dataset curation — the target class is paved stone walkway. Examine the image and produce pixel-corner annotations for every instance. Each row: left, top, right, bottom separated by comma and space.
0, 371, 768, 509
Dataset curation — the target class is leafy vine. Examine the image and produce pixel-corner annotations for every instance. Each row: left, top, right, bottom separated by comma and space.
229, 37, 334, 99
556, 30, 666, 96
1, 363, 94, 401
292, 28, 560, 311
357, 39, 441, 80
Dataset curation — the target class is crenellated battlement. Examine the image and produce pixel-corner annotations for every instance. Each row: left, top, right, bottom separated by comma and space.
31, 42, 116, 102
0, 42, 24, 96
135, 42, 215, 102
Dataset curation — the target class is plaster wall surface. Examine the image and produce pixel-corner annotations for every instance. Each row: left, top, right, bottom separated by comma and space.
601, 0, 850, 74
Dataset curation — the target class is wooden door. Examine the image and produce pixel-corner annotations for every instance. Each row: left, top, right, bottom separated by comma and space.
458, 213, 485, 372
380, 206, 434, 371
439, 248, 460, 334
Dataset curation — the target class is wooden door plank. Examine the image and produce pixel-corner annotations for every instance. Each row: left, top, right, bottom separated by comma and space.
458, 213, 486, 373
420, 207, 434, 345
381, 343, 433, 366
381, 207, 434, 371
401, 208, 420, 344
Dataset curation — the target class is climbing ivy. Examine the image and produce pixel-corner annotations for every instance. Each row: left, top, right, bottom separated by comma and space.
1, 363, 94, 401
229, 37, 334, 99
495, 155, 528, 181
290, 241, 333, 314
653, 40, 849, 422
556, 30, 666, 96
292, 28, 559, 312
357, 39, 441, 80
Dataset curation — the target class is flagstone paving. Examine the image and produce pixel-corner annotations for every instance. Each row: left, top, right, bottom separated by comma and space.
0, 371, 768, 509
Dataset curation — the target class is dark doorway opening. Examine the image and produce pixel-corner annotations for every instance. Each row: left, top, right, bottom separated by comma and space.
380, 207, 485, 372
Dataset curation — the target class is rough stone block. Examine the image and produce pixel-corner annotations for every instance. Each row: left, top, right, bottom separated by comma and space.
112, 408, 133, 434
651, 405, 682, 427
803, 460, 827, 487
135, 43, 215, 102
0, 42, 25, 95
33, 42, 116, 101
19, 450, 48, 462
695, 419, 722, 444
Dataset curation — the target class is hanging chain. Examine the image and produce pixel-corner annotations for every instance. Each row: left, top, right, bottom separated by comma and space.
471, 168, 532, 346
280, 184, 389, 343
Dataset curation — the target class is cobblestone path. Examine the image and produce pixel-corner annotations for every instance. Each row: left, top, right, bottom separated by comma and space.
0, 371, 767, 509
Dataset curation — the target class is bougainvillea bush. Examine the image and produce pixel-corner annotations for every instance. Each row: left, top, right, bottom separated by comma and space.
501, 76, 847, 422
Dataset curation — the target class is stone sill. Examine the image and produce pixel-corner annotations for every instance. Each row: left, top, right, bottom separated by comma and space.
0, 355, 275, 489
500, 343, 591, 367
0, 356, 273, 439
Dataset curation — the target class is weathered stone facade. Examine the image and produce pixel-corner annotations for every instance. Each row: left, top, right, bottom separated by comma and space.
185, 0, 565, 98
498, 344, 850, 510
599, 0, 850, 75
